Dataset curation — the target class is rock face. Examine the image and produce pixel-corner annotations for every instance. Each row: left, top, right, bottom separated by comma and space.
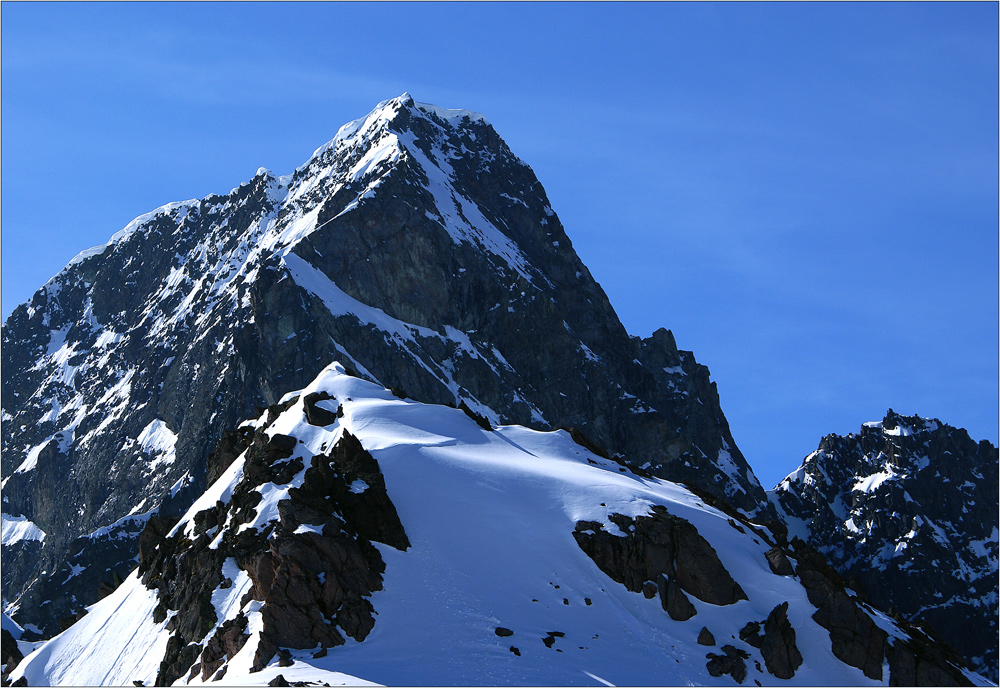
1, 628, 24, 685
135, 391, 408, 686
572, 505, 747, 613
1, 94, 768, 636
759, 602, 802, 679
771, 411, 998, 681
738, 603, 802, 679
706, 645, 750, 684
791, 536, 973, 685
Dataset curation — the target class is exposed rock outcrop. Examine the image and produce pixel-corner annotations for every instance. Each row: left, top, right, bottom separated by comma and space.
134, 397, 408, 684
198, 614, 249, 681
760, 602, 802, 679
1, 628, 24, 686
764, 547, 793, 576
706, 644, 749, 684
791, 538, 973, 685
771, 411, 998, 680
792, 540, 887, 680
573, 505, 746, 619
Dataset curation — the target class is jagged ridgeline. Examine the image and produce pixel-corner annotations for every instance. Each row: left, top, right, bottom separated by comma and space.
2, 94, 767, 638
770, 412, 999, 682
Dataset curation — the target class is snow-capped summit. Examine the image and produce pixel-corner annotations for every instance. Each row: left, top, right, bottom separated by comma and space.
770, 411, 999, 681
310, 93, 487, 161
2, 96, 766, 640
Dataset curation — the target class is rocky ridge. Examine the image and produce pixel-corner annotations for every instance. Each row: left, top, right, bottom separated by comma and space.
137, 389, 408, 686
2, 94, 766, 636
10, 364, 985, 687
770, 411, 998, 681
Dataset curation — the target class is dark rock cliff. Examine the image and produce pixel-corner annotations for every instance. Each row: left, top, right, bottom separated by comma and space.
2, 94, 766, 635
137, 392, 408, 685
771, 411, 998, 681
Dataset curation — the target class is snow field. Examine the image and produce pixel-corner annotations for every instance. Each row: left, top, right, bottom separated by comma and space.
13, 362, 974, 686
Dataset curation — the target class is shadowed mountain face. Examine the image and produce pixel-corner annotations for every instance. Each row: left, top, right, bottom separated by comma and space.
770, 410, 999, 681
1, 94, 767, 636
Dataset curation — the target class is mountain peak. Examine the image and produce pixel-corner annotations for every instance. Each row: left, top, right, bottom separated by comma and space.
868, 409, 940, 437
771, 414, 998, 681
2, 94, 771, 647
308, 93, 489, 164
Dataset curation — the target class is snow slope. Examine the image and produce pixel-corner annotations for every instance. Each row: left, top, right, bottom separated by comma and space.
13, 363, 985, 687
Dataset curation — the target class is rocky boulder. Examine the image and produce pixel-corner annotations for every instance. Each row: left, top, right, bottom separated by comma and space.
760, 602, 802, 679
573, 504, 746, 618
706, 645, 750, 684
1, 629, 24, 685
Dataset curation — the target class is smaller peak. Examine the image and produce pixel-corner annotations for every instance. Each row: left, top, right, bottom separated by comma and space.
878, 410, 941, 437
370, 92, 416, 114
254, 167, 274, 178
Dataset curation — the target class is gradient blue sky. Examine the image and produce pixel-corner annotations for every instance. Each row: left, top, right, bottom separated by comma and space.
3, 2, 997, 488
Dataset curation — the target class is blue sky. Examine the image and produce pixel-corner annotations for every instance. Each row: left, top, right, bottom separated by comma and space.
2, 2, 997, 487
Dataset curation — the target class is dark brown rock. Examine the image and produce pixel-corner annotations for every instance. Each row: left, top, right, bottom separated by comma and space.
199, 614, 250, 681
291, 430, 410, 551
659, 575, 697, 622
157, 635, 204, 688
495, 627, 513, 637
136, 514, 175, 577
760, 602, 802, 679
672, 517, 747, 606
886, 634, 973, 686
243, 433, 301, 486
697, 627, 716, 646
818, 592, 886, 680
706, 645, 750, 684
130, 409, 411, 682
562, 426, 612, 460
574, 506, 745, 612
207, 427, 256, 485
764, 547, 794, 576
1, 628, 24, 683
794, 541, 886, 681
303, 391, 339, 427
739, 621, 763, 649
458, 401, 492, 431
